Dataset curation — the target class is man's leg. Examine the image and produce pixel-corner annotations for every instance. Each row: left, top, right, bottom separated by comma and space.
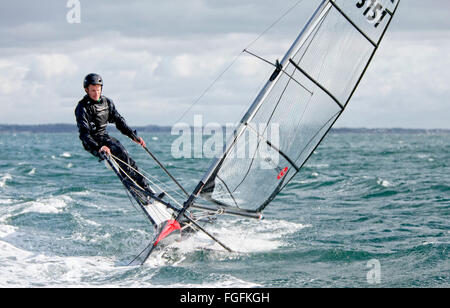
106, 137, 155, 194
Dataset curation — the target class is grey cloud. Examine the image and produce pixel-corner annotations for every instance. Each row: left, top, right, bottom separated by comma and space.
0, 0, 449, 128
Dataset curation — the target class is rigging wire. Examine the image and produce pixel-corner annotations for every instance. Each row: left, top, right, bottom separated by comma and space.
243, 0, 306, 51
109, 154, 184, 208
173, 0, 305, 125
108, 155, 178, 223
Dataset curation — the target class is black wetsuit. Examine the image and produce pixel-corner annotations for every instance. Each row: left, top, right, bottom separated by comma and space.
75, 95, 150, 191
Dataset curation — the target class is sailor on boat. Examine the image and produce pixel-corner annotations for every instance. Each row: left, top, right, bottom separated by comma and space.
75, 73, 154, 198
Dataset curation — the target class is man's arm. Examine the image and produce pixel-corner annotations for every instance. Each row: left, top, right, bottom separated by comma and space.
75, 104, 101, 157
107, 98, 146, 147
107, 98, 137, 139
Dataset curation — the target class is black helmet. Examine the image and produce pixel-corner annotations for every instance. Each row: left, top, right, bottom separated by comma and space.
83, 73, 103, 89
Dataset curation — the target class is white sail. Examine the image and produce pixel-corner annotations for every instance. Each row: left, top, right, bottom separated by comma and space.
196, 0, 401, 212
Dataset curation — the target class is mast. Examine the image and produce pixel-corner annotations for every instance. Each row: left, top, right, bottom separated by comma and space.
180, 0, 333, 212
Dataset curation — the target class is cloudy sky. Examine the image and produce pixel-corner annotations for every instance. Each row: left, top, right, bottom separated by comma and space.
0, 0, 449, 128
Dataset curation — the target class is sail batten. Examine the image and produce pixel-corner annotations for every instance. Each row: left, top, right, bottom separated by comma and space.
330, 0, 378, 47
289, 58, 344, 110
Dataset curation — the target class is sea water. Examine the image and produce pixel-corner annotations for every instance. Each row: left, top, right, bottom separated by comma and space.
0, 131, 448, 287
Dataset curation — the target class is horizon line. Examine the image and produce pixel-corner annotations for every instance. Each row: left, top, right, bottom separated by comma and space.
0, 123, 449, 132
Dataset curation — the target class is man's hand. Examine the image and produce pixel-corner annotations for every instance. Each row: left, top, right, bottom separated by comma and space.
134, 137, 146, 148
99, 145, 111, 156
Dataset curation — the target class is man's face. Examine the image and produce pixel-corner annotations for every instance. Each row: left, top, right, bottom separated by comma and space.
86, 84, 102, 101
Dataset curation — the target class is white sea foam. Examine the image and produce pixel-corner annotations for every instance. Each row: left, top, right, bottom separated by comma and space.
0, 225, 17, 238
70, 190, 90, 197
21, 196, 71, 215
416, 154, 435, 162
221, 219, 310, 253
0, 174, 12, 188
0, 241, 34, 287
0, 240, 119, 287
0, 249, 254, 288
154, 218, 310, 262
72, 212, 100, 227
0, 238, 173, 288
61, 152, 72, 158
377, 178, 392, 187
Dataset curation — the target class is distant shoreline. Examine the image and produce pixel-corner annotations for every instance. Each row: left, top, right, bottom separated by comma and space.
0, 124, 449, 134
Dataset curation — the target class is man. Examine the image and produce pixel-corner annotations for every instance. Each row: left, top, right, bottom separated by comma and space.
75, 73, 154, 197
